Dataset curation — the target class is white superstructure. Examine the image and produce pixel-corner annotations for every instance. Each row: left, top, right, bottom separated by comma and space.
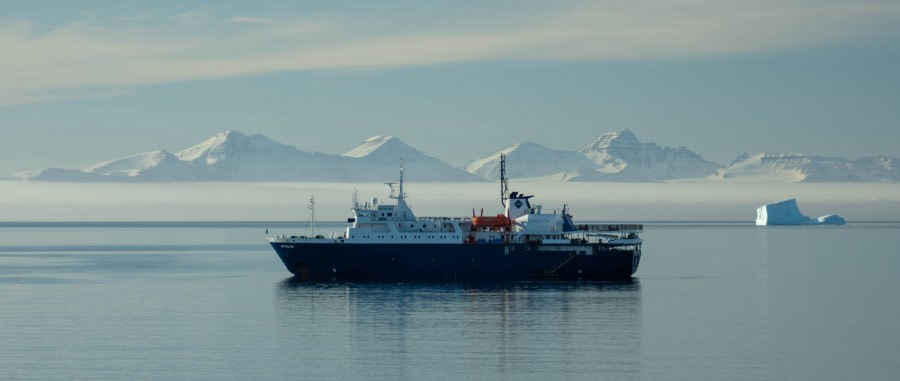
269, 157, 642, 248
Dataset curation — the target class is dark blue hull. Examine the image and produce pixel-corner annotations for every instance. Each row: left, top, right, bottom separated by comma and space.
270, 243, 640, 280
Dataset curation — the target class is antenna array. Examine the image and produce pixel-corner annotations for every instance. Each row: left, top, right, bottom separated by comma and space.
500, 153, 509, 207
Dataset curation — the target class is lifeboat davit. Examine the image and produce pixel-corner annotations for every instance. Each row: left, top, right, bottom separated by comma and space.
472, 214, 510, 229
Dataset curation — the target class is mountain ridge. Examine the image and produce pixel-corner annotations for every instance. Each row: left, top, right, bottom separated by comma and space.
465, 130, 722, 182
14, 130, 900, 183
17, 131, 482, 183
714, 152, 900, 182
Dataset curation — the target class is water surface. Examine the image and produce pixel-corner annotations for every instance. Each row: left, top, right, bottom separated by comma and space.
1, 222, 898, 380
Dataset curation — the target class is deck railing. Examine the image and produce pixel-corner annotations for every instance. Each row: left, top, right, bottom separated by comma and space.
574, 224, 643, 232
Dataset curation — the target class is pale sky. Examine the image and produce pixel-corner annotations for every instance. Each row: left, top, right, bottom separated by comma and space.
2, 0, 900, 176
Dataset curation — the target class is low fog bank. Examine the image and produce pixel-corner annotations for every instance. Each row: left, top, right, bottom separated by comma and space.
2, 181, 899, 222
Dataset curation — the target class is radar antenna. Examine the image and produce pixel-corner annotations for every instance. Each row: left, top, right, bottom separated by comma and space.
500, 153, 509, 207
385, 158, 407, 201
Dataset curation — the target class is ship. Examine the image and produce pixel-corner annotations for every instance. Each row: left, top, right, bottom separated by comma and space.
267, 154, 642, 280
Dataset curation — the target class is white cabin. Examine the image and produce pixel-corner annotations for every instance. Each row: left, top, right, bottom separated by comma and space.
342, 166, 463, 244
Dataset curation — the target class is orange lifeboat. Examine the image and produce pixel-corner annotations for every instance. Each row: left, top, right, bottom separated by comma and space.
472, 214, 510, 230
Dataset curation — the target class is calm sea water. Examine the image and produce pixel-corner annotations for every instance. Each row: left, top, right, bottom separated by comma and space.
2, 222, 899, 380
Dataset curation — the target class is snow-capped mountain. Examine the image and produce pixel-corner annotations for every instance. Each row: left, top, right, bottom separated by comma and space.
17, 131, 482, 182
853, 156, 900, 181
465, 130, 721, 182
714, 152, 900, 182
465, 141, 596, 180
343, 136, 483, 182
574, 130, 721, 181
172, 130, 359, 181
15, 130, 900, 183
343, 135, 418, 160
16, 168, 108, 182
85, 150, 198, 181
18, 149, 189, 182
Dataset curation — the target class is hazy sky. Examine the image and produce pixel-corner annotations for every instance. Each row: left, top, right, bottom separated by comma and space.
2, 0, 900, 176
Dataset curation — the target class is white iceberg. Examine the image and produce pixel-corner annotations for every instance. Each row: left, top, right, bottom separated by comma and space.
756, 199, 845, 226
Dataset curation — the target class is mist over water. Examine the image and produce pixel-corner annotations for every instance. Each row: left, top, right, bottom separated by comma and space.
2, 181, 899, 222
2, 222, 899, 379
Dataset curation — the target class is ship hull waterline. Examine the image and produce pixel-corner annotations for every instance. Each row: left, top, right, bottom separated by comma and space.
270, 242, 640, 280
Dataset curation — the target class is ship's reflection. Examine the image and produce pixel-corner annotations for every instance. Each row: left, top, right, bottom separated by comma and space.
274, 278, 642, 378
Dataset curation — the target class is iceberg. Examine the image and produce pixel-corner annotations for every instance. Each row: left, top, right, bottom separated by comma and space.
756, 199, 845, 226
816, 214, 846, 225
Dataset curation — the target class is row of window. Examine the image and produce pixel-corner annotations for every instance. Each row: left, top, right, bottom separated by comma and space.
350, 235, 459, 240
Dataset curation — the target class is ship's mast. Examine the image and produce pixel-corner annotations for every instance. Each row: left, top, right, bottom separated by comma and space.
384, 158, 413, 212
306, 195, 319, 237
500, 153, 509, 208
384, 159, 414, 220
387, 159, 407, 201
399, 158, 405, 202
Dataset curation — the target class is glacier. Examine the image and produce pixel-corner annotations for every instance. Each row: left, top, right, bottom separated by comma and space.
755, 199, 845, 226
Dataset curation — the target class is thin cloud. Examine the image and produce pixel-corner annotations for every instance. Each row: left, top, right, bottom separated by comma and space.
231, 16, 276, 24
1, 1, 898, 105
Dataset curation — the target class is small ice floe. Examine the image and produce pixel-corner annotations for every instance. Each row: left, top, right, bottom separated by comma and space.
756, 199, 845, 226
